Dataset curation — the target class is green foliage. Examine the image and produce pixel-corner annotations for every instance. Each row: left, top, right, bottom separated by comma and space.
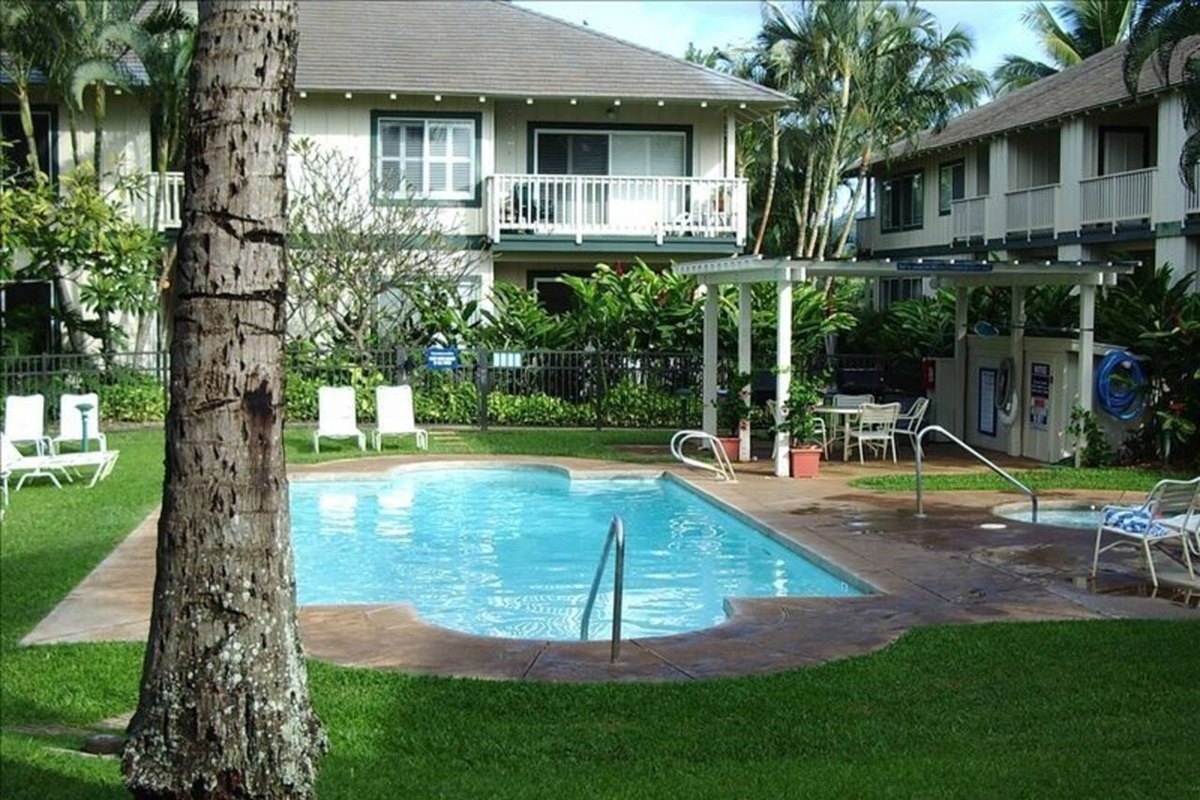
1066, 407, 1115, 468
96, 375, 165, 423
601, 379, 701, 429
714, 372, 753, 437
780, 371, 828, 445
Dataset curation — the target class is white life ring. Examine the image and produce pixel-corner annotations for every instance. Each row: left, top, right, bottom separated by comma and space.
995, 357, 1019, 426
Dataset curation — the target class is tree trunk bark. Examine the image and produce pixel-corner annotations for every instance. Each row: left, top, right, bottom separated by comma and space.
92, 82, 106, 184
123, 3, 326, 798
834, 145, 871, 258
15, 84, 44, 183
752, 115, 779, 256
792, 150, 816, 258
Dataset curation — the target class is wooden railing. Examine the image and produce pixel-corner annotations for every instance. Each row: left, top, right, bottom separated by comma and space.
951, 196, 986, 240
1080, 167, 1155, 226
1005, 184, 1057, 237
486, 174, 746, 246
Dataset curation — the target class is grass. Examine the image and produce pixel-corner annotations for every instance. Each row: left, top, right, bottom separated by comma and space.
850, 467, 1191, 493
1, 427, 1197, 799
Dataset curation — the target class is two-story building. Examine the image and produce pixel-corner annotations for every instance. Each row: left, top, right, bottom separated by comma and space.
1, 0, 787, 348
856, 38, 1198, 305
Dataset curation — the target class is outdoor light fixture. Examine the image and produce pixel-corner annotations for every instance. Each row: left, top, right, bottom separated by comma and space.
434, 94, 442, 102
344, 92, 353, 100
390, 93, 397, 100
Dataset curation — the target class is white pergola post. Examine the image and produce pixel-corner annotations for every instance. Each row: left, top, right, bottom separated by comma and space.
775, 272, 794, 477
737, 286, 752, 461
953, 285, 969, 439
1077, 283, 1096, 467
1008, 286, 1025, 457
702, 283, 719, 437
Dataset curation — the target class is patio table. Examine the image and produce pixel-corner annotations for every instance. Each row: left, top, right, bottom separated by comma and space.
815, 406, 862, 462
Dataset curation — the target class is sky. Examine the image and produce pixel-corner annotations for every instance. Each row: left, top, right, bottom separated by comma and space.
513, 1, 1045, 78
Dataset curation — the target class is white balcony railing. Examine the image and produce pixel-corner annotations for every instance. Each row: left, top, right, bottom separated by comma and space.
125, 171, 185, 231
1080, 167, 1155, 226
951, 196, 986, 240
855, 215, 876, 254
1188, 165, 1200, 215
1005, 184, 1058, 237
486, 174, 746, 246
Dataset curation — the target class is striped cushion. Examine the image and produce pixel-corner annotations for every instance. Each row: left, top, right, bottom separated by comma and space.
1102, 506, 1178, 539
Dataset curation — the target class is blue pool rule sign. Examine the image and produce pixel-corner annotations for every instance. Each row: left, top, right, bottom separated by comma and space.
425, 347, 460, 370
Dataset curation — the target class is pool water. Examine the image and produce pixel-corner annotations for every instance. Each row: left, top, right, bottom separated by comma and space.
290, 467, 863, 640
995, 506, 1103, 528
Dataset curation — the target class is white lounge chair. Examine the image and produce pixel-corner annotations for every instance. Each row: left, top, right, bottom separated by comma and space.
51, 392, 107, 453
0, 432, 120, 499
313, 386, 365, 453
1092, 476, 1199, 588
373, 385, 428, 451
894, 397, 930, 454
4, 394, 51, 455
847, 402, 900, 463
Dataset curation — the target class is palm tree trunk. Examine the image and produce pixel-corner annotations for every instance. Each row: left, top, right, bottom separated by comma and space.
834, 145, 872, 257
91, 82, 106, 184
14, 84, 44, 183
123, 2, 326, 797
753, 115, 780, 255
806, 67, 854, 258
793, 149, 816, 258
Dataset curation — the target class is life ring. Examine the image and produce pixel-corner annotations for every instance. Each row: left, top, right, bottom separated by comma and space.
1096, 350, 1146, 421
995, 357, 1019, 426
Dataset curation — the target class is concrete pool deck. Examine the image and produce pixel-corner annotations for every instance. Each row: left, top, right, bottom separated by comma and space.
22, 449, 1199, 682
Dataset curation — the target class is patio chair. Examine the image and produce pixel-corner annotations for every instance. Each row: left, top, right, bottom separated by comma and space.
0, 432, 120, 499
51, 392, 107, 454
767, 399, 829, 458
3, 394, 51, 455
313, 386, 365, 453
833, 393, 874, 408
894, 397, 930, 455
1092, 476, 1199, 588
846, 402, 901, 464
372, 385, 428, 451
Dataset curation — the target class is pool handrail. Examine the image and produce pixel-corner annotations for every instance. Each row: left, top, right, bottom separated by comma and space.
914, 425, 1038, 523
580, 515, 625, 663
669, 429, 737, 482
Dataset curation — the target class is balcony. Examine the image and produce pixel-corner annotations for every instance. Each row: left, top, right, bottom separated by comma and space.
1080, 167, 1155, 227
1005, 184, 1058, 239
486, 174, 746, 246
950, 196, 986, 241
126, 171, 185, 231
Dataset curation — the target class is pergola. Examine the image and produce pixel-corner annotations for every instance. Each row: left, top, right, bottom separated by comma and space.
673, 256, 1136, 477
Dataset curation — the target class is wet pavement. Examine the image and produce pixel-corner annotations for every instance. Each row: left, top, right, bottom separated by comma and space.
22, 444, 1198, 682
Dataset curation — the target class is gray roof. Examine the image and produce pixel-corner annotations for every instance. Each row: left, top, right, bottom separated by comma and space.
884, 36, 1196, 162
295, 0, 789, 106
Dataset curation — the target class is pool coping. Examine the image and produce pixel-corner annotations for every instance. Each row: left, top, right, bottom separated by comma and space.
21, 454, 1199, 682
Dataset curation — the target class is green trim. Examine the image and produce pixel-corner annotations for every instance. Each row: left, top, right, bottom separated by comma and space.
524, 121, 694, 175
494, 235, 738, 255
369, 110, 483, 208
288, 232, 489, 250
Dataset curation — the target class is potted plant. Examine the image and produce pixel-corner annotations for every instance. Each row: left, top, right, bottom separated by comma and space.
780, 373, 826, 478
713, 372, 753, 461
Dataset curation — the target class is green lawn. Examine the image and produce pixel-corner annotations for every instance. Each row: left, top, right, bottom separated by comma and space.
1, 428, 1197, 799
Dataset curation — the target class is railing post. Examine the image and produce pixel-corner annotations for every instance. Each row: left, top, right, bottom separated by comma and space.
476, 346, 489, 432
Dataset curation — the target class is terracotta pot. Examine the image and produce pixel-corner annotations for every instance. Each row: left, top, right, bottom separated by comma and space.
716, 436, 740, 462
789, 445, 822, 478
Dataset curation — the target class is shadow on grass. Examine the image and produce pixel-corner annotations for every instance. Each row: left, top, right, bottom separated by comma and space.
0, 750, 126, 800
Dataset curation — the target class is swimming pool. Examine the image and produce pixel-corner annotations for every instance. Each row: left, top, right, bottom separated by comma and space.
290, 466, 864, 640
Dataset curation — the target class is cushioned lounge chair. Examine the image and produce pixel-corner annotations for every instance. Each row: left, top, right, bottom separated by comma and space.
0, 432, 120, 499
1092, 476, 1199, 588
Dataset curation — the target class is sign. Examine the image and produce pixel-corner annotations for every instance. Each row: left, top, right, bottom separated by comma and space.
1029, 362, 1051, 431
424, 347, 460, 370
978, 367, 997, 436
897, 260, 992, 273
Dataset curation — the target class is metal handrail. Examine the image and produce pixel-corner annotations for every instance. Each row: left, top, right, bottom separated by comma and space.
914, 425, 1038, 523
580, 515, 626, 663
669, 429, 737, 481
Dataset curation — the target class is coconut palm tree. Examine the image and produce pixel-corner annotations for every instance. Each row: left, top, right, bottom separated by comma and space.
992, 0, 1135, 95
1122, 0, 1200, 190
0, 0, 55, 182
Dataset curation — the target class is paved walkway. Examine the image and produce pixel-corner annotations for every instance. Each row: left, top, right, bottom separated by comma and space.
23, 447, 1198, 682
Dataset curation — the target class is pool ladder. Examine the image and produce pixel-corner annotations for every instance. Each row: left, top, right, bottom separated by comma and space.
669, 430, 737, 482
581, 515, 625, 663
914, 425, 1038, 523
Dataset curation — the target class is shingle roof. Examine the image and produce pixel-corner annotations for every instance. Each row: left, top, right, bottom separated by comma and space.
886, 36, 1196, 161
295, 0, 789, 106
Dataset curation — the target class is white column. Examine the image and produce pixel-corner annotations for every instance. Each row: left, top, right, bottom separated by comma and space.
1156, 94, 1186, 230
1057, 118, 1085, 237
702, 283, 719, 436
985, 138, 1009, 244
724, 112, 737, 179
1008, 286, 1025, 457
1076, 283, 1096, 467
953, 285, 969, 439
737, 286, 752, 461
775, 272, 794, 477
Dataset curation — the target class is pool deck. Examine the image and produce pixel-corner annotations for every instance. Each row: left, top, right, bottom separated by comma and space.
22, 448, 1199, 682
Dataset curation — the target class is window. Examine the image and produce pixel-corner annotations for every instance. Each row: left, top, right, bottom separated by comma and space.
1, 106, 55, 185
881, 171, 923, 232
1099, 127, 1149, 175
938, 160, 965, 216
534, 129, 687, 176
376, 115, 477, 202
